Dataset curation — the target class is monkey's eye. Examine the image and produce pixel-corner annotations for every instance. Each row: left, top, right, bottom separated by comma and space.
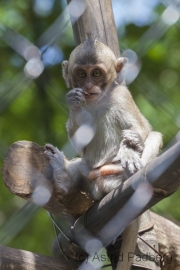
92, 69, 101, 77
77, 69, 86, 78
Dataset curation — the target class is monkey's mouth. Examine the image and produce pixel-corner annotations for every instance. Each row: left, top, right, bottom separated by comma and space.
83, 90, 102, 102
83, 91, 102, 100
83, 91, 98, 96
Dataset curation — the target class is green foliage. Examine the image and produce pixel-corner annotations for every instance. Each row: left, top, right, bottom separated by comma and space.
7, 207, 54, 255
0, 0, 180, 265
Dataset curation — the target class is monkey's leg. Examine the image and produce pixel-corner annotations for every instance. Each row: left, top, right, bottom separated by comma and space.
141, 131, 163, 165
45, 144, 92, 196
45, 144, 73, 194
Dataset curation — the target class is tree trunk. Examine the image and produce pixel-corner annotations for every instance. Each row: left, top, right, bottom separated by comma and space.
66, 0, 120, 57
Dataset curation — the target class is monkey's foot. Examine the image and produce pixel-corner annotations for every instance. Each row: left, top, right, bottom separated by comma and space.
112, 149, 143, 174
122, 130, 144, 154
44, 144, 72, 194
45, 143, 56, 154
44, 143, 65, 167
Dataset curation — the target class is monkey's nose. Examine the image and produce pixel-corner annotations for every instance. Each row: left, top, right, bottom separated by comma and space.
85, 83, 93, 90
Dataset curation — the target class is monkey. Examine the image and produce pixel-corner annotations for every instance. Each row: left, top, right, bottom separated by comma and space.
44, 37, 163, 269
44, 36, 162, 201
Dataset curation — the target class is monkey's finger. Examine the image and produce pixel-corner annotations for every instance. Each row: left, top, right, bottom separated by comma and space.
66, 99, 85, 107
135, 144, 144, 153
44, 150, 65, 168
44, 149, 54, 158
54, 150, 65, 164
72, 92, 86, 101
76, 95, 86, 103
123, 130, 140, 139
67, 94, 86, 102
126, 154, 139, 172
128, 158, 143, 174
124, 133, 140, 143
121, 159, 128, 169
127, 163, 135, 174
45, 143, 55, 149
74, 87, 84, 92
45, 144, 63, 160
67, 88, 84, 95
134, 160, 143, 171
128, 140, 144, 152
45, 143, 56, 154
67, 90, 84, 97
112, 156, 121, 163
75, 91, 85, 97
70, 96, 86, 103
125, 137, 140, 146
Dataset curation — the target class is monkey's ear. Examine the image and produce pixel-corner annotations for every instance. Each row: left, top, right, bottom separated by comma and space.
115, 57, 128, 86
115, 57, 128, 73
62, 60, 70, 88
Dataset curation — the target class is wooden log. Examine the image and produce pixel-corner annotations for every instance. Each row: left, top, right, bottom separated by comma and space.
151, 212, 180, 270
0, 245, 75, 270
2, 141, 94, 221
66, 0, 120, 57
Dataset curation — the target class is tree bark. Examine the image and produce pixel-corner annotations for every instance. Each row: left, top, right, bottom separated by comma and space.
0, 245, 75, 270
48, 212, 180, 270
151, 212, 180, 270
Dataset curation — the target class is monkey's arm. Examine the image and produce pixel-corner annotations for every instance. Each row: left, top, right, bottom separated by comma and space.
66, 88, 86, 137
111, 86, 161, 174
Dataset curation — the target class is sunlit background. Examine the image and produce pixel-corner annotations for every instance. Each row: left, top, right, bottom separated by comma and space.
0, 0, 180, 265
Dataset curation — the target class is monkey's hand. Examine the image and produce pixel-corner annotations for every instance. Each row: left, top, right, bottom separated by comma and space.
122, 130, 144, 155
112, 130, 144, 174
44, 143, 72, 194
66, 88, 86, 110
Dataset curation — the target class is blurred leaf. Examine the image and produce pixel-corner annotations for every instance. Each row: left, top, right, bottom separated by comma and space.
0, 202, 39, 246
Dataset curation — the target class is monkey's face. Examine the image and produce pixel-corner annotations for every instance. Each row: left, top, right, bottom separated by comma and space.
71, 64, 109, 102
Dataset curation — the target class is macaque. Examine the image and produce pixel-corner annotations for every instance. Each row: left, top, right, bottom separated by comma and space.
45, 37, 162, 201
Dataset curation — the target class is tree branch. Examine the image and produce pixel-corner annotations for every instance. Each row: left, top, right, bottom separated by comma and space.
0, 245, 75, 270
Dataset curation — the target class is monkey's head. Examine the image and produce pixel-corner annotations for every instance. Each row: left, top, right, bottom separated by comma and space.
62, 37, 127, 102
